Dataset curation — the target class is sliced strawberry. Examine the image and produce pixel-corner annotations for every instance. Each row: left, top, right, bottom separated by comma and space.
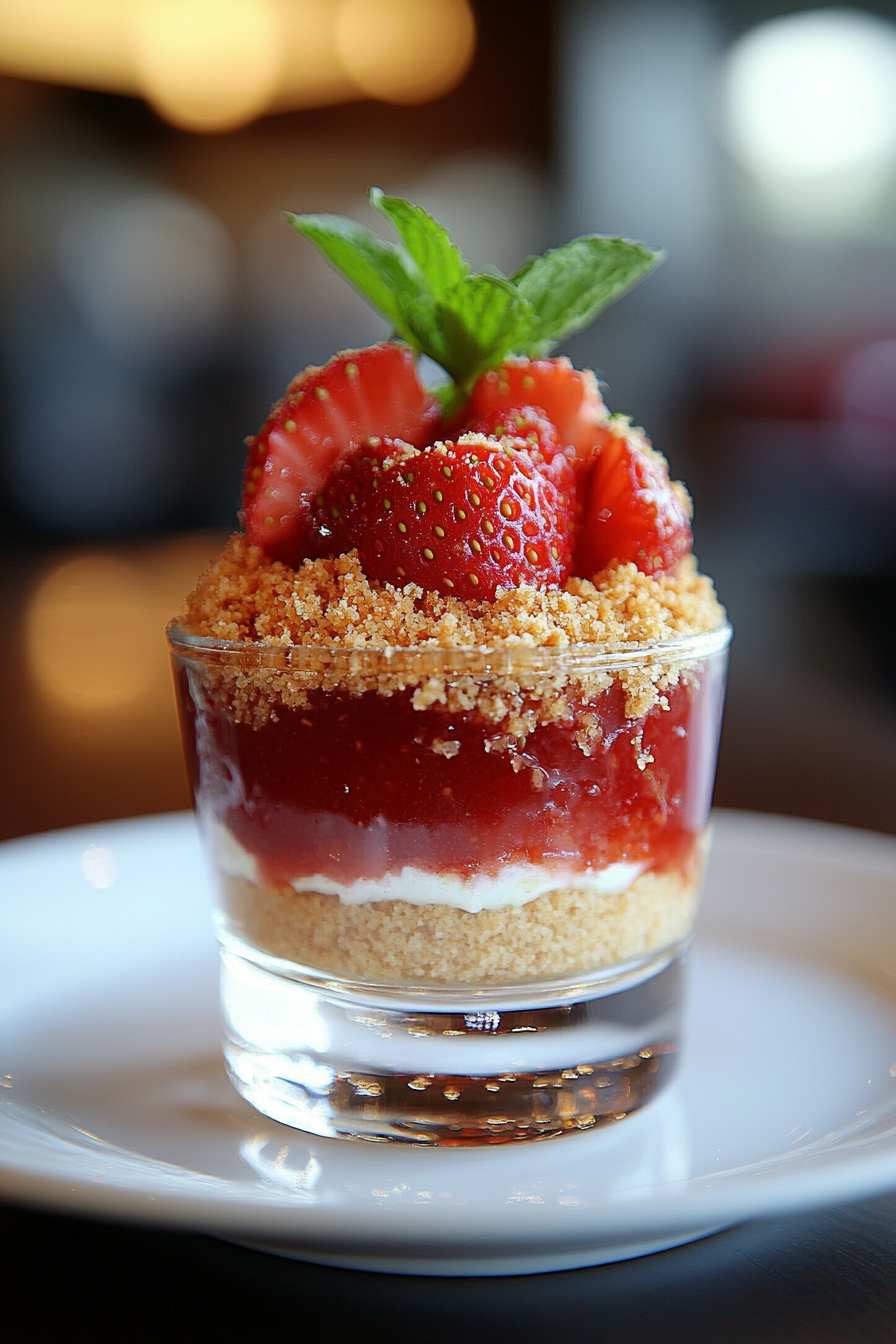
463, 357, 608, 464
576, 419, 692, 579
242, 343, 441, 567
311, 434, 577, 602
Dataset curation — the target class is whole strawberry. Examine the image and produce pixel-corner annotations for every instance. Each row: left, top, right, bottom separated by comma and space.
244, 190, 670, 585
311, 435, 576, 601
464, 405, 566, 468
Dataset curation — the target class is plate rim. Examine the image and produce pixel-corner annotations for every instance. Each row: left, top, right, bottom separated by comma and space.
3, 807, 896, 1258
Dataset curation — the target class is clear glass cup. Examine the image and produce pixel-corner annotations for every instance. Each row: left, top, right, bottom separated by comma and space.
168, 623, 731, 1145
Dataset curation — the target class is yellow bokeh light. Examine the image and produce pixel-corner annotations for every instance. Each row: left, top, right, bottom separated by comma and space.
273, 0, 356, 109
26, 538, 221, 719
0, 0, 476, 127
134, 0, 282, 133
27, 556, 160, 713
337, 0, 475, 104
0, 0, 132, 91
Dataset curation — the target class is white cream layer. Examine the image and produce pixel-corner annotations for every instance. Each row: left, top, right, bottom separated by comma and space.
209, 820, 645, 915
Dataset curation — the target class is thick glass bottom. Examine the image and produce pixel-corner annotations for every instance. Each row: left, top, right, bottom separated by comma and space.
221, 942, 684, 1145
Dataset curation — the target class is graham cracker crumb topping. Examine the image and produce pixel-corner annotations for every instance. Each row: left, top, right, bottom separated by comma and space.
178, 535, 725, 727
183, 534, 722, 649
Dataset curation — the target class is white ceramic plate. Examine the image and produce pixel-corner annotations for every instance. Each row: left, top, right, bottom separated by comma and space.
2, 810, 896, 1276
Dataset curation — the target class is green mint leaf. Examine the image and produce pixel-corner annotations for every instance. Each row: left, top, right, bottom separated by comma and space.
369, 188, 468, 298
406, 274, 535, 390
283, 211, 423, 345
286, 200, 665, 398
513, 236, 663, 354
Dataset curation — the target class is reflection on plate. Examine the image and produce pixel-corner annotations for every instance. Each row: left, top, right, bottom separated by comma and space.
2, 810, 896, 1276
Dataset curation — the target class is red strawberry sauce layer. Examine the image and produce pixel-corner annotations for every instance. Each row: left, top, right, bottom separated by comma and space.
177, 663, 725, 890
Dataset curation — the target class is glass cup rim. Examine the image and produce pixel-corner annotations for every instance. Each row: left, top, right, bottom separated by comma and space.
167, 617, 731, 674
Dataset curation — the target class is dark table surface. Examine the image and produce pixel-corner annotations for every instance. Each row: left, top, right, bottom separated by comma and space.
4, 1190, 896, 1343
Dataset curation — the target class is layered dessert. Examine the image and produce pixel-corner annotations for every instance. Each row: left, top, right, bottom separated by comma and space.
179, 537, 724, 986
169, 193, 728, 1138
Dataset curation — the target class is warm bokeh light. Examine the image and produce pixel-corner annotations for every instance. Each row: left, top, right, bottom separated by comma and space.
0, 0, 132, 90
721, 9, 896, 234
27, 556, 160, 713
134, 0, 282, 132
26, 539, 221, 720
273, 0, 355, 109
0, 0, 476, 129
337, 0, 474, 104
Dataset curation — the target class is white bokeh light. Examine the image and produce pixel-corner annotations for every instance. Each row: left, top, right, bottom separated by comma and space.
721, 9, 896, 233
724, 9, 896, 177
81, 846, 119, 889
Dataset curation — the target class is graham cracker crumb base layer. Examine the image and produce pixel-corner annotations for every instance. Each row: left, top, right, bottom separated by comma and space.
219, 858, 703, 985
176, 536, 726, 725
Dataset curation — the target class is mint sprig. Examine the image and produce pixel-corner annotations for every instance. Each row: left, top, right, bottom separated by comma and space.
513, 236, 661, 357
284, 189, 662, 403
369, 188, 468, 297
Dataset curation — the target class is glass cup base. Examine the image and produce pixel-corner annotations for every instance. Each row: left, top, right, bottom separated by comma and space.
220, 941, 685, 1145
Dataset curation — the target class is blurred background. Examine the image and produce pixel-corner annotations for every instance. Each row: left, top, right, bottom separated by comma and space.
2, 0, 896, 843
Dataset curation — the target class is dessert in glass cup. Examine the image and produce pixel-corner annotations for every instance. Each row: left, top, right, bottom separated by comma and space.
169, 192, 730, 1143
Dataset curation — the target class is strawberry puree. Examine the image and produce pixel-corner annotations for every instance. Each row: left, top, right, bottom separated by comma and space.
177, 666, 724, 890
